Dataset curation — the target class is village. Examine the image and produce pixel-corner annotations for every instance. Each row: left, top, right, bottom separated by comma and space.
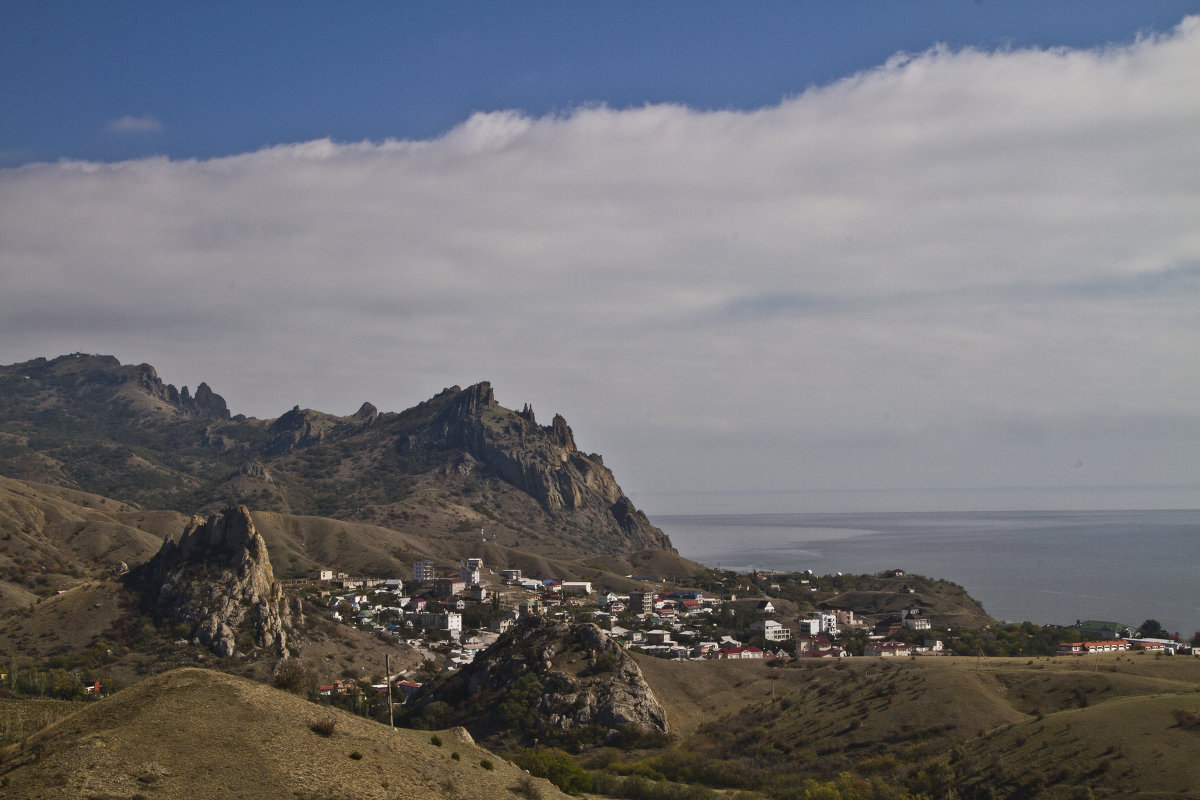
300, 558, 1196, 703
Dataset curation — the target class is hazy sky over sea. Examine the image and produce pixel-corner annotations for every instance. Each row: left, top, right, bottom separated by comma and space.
2, 5, 1198, 513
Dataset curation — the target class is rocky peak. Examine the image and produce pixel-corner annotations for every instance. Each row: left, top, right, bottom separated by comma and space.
415, 384, 673, 553
267, 405, 333, 454
549, 413, 576, 451
450, 381, 496, 418
408, 617, 670, 745
125, 506, 294, 658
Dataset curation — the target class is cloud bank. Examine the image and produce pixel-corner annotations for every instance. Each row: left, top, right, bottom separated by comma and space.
3, 20, 1198, 511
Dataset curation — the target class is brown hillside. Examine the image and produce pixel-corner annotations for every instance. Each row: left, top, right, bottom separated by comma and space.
0, 667, 572, 800
0, 476, 177, 609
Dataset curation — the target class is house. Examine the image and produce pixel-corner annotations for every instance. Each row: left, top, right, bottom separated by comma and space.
692, 642, 719, 658
413, 560, 436, 583
756, 600, 775, 614
413, 611, 462, 635
458, 561, 482, 585
1056, 640, 1132, 656
628, 591, 656, 614
607, 601, 626, 614
833, 609, 857, 627
561, 581, 592, 595
865, 641, 912, 657
750, 620, 793, 642
488, 618, 514, 634
795, 634, 833, 653
807, 647, 849, 658
394, 680, 422, 700
717, 645, 765, 659
808, 611, 839, 636
500, 568, 522, 584
797, 618, 821, 636
316, 569, 333, 581
645, 629, 674, 645
901, 607, 932, 630
434, 577, 466, 597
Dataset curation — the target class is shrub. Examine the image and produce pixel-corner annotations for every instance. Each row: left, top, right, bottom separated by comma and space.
481, 759, 495, 770
451, 751, 460, 760
511, 747, 593, 794
430, 734, 443, 747
310, 718, 337, 737
512, 773, 543, 799
349, 750, 363, 760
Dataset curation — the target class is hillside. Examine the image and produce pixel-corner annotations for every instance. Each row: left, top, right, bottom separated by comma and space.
626, 651, 1200, 798
0, 667, 572, 800
0, 474, 185, 611
0, 354, 677, 568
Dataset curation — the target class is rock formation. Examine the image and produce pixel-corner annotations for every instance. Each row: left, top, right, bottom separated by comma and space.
126, 505, 294, 658
409, 382, 674, 553
408, 617, 670, 744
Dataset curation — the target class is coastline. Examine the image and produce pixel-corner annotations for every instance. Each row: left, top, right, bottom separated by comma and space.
652, 508, 1200, 638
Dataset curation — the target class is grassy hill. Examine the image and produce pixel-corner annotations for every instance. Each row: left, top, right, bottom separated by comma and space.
621, 651, 1200, 799
0, 667, 572, 800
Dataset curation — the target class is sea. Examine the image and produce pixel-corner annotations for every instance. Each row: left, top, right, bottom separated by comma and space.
651, 509, 1200, 638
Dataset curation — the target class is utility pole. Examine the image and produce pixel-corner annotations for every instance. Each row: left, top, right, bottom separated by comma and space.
385, 653, 394, 729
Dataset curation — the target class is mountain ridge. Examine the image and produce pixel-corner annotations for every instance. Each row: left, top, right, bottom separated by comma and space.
0, 353, 679, 571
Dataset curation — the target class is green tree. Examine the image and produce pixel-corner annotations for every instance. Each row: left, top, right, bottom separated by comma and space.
1138, 619, 1165, 638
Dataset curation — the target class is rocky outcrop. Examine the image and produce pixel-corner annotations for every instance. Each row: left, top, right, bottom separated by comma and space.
409, 382, 674, 553
126, 506, 294, 658
408, 617, 670, 744
135, 364, 230, 419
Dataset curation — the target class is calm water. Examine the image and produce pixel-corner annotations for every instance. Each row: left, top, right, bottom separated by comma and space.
652, 509, 1200, 638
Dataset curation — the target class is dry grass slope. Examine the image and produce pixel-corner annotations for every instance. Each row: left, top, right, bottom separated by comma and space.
0, 667, 571, 800
633, 651, 1200, 796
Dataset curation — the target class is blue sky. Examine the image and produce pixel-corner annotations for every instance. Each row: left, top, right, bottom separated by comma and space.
1, 4, 1198, 514
3, 2, 1196, 165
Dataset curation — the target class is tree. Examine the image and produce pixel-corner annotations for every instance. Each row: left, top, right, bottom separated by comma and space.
1138, 619, 1165, 638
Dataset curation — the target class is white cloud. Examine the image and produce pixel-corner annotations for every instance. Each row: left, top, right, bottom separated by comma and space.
3, 18, 1198, 511
105, 115, 163, 133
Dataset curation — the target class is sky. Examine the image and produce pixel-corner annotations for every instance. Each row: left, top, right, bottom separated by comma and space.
1, 3, 1198, 514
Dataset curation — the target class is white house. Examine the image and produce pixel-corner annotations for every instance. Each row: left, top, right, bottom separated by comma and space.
810, 611, 839, 636
750, 620, 793, 642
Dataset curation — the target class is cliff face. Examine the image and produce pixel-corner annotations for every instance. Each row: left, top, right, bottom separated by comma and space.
409, 617, 670, 744
409, 382, 673, 553
126, 506, 295, 658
